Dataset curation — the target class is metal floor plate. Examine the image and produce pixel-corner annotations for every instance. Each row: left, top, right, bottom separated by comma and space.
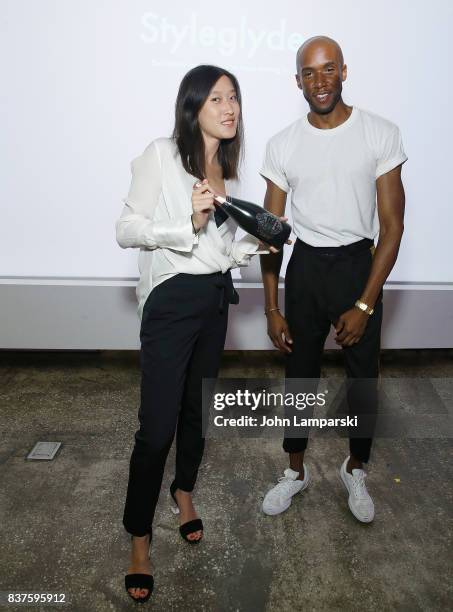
26, 441, 62, 460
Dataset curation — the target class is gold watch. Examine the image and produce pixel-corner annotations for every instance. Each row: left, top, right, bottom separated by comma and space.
354, 300, 374, 315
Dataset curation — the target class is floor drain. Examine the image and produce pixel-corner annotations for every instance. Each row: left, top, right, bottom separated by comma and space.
26, 441, 62, 460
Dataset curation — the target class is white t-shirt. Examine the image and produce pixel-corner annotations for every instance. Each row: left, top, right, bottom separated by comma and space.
260, 107, 408, 247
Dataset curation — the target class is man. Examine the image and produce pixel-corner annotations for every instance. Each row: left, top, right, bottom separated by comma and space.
259, 36, 407, 522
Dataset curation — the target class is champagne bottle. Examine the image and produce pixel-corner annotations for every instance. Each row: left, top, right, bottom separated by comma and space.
213, 195, 291, 250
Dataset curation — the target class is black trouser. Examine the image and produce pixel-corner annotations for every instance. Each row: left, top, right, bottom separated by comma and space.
284, 238, 383, 463
123, 272, 232, 537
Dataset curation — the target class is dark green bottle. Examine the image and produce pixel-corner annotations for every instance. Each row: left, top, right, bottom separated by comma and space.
214, 195, 291, 250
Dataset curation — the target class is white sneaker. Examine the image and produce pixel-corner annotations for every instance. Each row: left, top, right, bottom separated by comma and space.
262, 465, 310, 516
340, 456, 375, 523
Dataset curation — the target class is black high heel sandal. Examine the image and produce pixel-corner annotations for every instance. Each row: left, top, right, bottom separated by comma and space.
170, 481, 203, 544
125, 532, 154, 604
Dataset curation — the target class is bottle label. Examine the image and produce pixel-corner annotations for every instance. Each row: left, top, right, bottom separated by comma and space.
256, 212, 283, 240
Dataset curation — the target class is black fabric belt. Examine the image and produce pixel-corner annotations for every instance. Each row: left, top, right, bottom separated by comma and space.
296, 237, 374, 257
213, 270, 239, 312
177, 270, 239, 313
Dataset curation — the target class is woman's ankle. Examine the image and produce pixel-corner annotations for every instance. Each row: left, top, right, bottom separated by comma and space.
131, 534, 150, 551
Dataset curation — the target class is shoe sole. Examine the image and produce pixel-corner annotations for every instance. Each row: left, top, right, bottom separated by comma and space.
339, 468, 374, 523
262, 475, 310, 516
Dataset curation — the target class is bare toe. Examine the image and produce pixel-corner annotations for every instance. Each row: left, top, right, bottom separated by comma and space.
128, 588, 138, 599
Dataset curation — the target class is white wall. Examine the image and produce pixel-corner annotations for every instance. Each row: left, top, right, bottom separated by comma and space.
1, 1, 452, 349
1, 282, 452, 350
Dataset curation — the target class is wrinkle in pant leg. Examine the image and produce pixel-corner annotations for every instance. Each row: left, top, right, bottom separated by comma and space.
174, 300, 229, 492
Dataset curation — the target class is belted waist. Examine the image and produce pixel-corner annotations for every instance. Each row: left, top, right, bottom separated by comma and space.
176, 270, 239, 312
213, 270, 240, 311
295, 237, 374, 257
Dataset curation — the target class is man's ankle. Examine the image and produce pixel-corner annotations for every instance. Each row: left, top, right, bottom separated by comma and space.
289, 465, 304, 480
347, 456, 363, 474
289, 452, 305, 479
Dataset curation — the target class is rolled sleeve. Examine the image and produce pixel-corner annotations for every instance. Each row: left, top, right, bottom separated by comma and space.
230, 234, 269, 266
376, 125, 408, 179
149, 215, 198, 251
259, 139, 290, 192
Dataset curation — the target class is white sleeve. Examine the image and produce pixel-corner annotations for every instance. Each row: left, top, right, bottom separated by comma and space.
116, 141, 197, 251
230, 233, 269, 267
375, 125, 408, 179
259, 137, 290, 192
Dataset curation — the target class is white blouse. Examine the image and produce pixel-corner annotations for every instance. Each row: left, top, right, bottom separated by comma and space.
116, 137, 261, 318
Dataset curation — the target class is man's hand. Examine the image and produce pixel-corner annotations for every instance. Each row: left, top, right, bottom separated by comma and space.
266, 310, 293, 353
258, 216, 292, 253
334, 308, 369, 346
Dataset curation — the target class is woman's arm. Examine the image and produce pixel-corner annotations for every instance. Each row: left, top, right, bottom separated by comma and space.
116, 141, 198, 252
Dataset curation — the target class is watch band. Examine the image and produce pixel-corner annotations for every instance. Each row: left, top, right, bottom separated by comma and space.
354, 300, 374, 315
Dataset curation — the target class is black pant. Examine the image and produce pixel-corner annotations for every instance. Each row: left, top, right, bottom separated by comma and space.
123, 272, 231, 536
284, 238, 383, 463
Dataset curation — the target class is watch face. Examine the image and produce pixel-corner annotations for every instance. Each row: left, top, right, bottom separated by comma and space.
355, 301, 368, 313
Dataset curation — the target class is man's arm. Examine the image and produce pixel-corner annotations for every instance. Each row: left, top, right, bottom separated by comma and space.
335, 164, 405, 346
360, 165, 405, 307
260, 179, 293, 353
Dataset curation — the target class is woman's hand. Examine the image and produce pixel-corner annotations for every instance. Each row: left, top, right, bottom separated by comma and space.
191, 179, 216, 231
259, 217, 292, 253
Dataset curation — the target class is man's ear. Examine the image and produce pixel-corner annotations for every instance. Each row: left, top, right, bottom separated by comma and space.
295, 73, 302, 90
342, 64, 348, 82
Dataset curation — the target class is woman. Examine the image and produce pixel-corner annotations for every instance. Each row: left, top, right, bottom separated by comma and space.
116, 64, 272, 603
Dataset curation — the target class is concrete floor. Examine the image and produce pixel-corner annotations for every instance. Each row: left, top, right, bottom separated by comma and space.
0, 349, 452, 612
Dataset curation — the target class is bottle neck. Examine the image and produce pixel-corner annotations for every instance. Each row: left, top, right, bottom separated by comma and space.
214, 194, 230, 210
214, 194, 227, 206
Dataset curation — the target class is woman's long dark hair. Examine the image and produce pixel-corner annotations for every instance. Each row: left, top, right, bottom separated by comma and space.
172, 65, 244, 180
